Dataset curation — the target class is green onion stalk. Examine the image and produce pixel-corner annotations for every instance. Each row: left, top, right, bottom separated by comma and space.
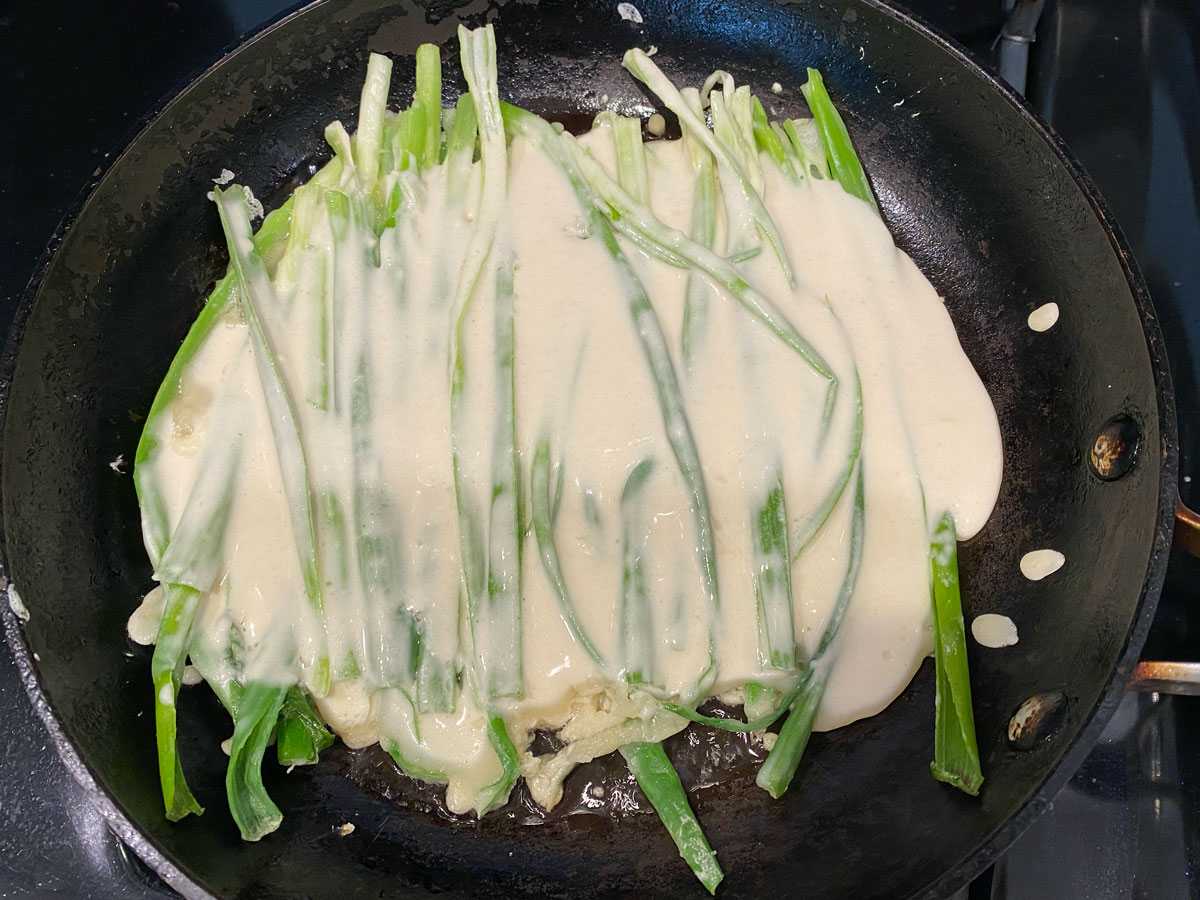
530, 438, 609, 670
136, 187, 306, 830
621, 743, 724, 895
623, 48, 794, 285
756, 466, 865, 798
799, 67, 982, 795
213, 187, 333, 839
929, 514, 984, 795
678, 87, 718, 369
505, 100, 724, 889
214, 186, 330, 695
148, 429, 244, 820
449, 24, 523, 812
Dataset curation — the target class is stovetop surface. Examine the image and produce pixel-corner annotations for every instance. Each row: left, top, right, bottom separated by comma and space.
2, 1, 1197, 897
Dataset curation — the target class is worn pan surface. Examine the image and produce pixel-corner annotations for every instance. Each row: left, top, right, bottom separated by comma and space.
0, 0, 1177, 898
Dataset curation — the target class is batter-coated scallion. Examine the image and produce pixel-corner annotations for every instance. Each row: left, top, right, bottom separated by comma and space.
703, 76, 763, 206
752, 476, 796, 671
623, 48, 794, 284
781, 120, 819, 183
679, 87, 717, 368
504, 103, 721, 686
386, 740, 449, 783
750, 96, 797, 182
444, 93, 478, 207
150, 585, 204, 821
184, 612, 244, 717
663, 673, 805, 734
328, 189, 418, 692
801, 68, 879, 213
226, 680, 290, 841
930, 513, 984, 795
619, 458, 658, 683
609, 113, 651, 205
477, 716, 521, 814
793, 368, 863, 557
799, 73, 983, 796
413, 43, 443, 169
134, 197, 295, 564
620, 743, 724, 894
451, 25, 523, 810
451, 26, 522, 699
558, 134, 837, 400
756, 465, 865, 798
149, 428, 244, 820
352, 52, 392, 191
481, 253, 523, 700
214, 186, 331, 697
531, 438, 608, 669
276, 686, 335, 767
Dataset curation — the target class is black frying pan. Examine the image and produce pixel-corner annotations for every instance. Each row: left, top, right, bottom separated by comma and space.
0, 0, 1185, 898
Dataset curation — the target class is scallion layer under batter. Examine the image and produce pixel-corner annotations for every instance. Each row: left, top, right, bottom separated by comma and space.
130, 26, 1002, 893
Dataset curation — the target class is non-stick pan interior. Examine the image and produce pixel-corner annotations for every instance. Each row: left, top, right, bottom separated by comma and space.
0, 0, 1174, 898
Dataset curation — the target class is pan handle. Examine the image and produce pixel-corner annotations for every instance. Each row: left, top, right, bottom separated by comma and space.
1125, 498, 1200, 696
1175, 497, 1200, 557
1128, 662, 1200, 696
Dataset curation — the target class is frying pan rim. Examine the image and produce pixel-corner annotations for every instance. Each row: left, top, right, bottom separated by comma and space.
838, 9, 1179, 898
0, 5, 332, 896
0, 0, 1179, 898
